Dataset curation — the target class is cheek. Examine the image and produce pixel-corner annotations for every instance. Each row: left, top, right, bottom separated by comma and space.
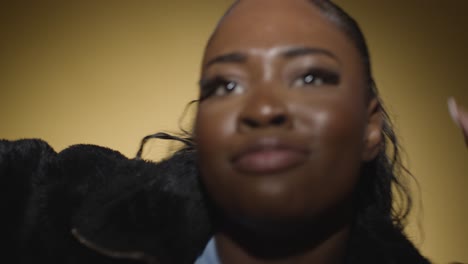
194, 103, 237, 147
195, 93, 248, 143
304, 101, 366, 161
194, 101, 238, 177
295, 95, 367, 209
194, 101, 246, 215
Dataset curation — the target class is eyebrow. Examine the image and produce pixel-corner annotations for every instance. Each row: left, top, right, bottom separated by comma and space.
204, 53, 247, 69
203, 47, 340, 69
282, 47, 339, 61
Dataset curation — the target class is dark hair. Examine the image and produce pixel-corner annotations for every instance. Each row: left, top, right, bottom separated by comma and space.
307, 0, 414, 231
138, 0, 416, 253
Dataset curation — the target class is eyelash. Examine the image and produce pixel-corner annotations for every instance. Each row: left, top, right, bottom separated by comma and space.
199, 69, 340, 100
292, 68, 340, 88
199, 76, 243, 100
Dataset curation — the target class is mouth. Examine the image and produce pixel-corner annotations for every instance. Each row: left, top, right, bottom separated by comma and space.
232, 137, 309, 174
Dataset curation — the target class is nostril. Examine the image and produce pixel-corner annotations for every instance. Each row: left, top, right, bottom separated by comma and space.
270, 115, 287, 126
241, 115, 288, 129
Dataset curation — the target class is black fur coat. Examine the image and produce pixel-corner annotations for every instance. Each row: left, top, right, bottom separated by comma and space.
1, 139, 430, 264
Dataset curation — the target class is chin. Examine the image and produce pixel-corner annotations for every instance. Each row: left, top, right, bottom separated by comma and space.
217, 183, 354, 232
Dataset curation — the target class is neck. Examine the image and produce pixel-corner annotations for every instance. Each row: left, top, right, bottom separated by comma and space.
214, 212, 352, 264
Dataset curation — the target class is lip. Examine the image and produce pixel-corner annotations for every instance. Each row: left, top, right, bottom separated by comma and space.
231, 136, 309, 174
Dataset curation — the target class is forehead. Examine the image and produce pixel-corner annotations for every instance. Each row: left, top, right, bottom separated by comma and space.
203, 0, 359, 65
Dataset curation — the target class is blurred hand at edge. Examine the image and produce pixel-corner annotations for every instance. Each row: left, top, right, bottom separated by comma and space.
448, 97, 468, 147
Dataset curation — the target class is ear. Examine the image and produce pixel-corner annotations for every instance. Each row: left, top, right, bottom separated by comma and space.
362, 98, 383, 161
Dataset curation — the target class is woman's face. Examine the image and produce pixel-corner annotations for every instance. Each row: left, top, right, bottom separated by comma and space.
195, 0, 381, 225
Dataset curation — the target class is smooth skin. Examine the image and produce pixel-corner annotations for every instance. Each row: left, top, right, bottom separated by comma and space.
194, 0, 467, 263
195, 0, 380, 263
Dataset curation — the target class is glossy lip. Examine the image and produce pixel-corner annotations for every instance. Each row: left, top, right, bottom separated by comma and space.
231, 136, 309, 174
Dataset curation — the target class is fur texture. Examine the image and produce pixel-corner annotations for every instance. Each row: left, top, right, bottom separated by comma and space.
1, 139, 212, 264
1, 139, 429, 263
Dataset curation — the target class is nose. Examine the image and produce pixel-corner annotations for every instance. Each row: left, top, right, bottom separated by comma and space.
238, 89, 292, 132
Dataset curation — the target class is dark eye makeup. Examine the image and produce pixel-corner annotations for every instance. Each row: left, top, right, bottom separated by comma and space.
199, 67, 340, 100
199, 76, 239, 100
292, 68, 340, 87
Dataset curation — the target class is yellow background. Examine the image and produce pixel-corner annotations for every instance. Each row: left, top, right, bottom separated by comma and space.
1, 1, 467, 263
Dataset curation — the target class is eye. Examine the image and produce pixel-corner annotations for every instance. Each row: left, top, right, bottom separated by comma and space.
199, 76, 244, 100
292, 69, 340, 88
